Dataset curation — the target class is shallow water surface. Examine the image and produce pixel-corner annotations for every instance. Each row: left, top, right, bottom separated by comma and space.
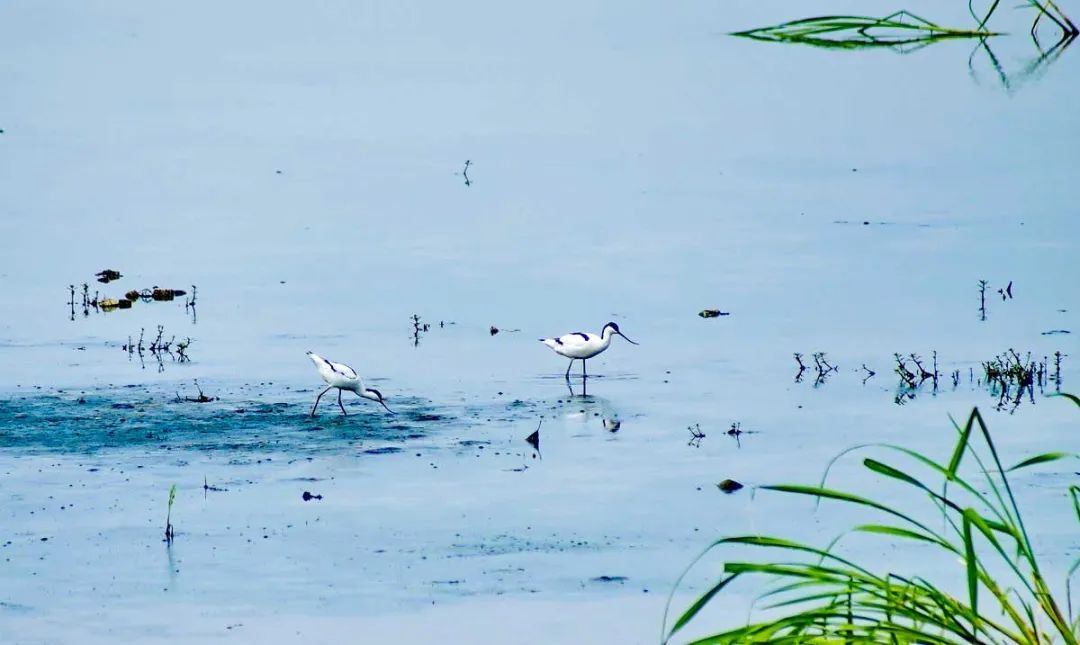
1, 1, 1078, 643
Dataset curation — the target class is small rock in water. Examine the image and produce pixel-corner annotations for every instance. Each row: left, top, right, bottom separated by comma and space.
717, 479, 744, 493
490, 325, 499, 336
302, 491, 323, 501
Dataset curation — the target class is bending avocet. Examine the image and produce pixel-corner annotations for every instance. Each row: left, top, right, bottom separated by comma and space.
306, 351, 393, 416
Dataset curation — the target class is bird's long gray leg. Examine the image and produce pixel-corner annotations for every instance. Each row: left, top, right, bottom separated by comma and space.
337, 389, 347, 415
582, 359, 587, 379
565, 359, 574, 379
311, 386, 332, 417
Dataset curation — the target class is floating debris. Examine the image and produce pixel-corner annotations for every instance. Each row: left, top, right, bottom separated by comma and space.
698, 309, 730, 318
302, 491, 323, 501
70, 277, 196, 320
1042, 329, 1071, 336
152, 287, 187, 301
490, 326, 499, 336
717, 479, 744, 493
591, 575, 628, 583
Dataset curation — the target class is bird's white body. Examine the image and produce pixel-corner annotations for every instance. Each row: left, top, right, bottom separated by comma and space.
539, 322, 637, 381
308, 352, 362, 391
541, 329, 615, 360
306, 351, 392, 415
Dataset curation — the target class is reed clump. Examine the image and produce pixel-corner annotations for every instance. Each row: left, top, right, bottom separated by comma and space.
663, 395, 1080, 644
734, 3, 1077, 49
734, 11, 1000, 48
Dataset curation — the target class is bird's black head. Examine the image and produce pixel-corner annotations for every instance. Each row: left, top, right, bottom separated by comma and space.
362, 388, 394, 413
603, 321, 638, 345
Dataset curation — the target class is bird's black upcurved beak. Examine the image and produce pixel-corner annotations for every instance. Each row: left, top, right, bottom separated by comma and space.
379, 400, 395, 414
618, 332, 639, 345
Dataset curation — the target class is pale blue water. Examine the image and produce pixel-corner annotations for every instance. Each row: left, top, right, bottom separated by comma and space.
1, 1, 1078, 643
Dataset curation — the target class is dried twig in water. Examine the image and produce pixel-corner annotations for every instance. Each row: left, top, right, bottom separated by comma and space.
978, 279, 988, 321
411, 314, 430, 346
203, 476, 227, 498
176, 379, 215, 403
793, 353, 807, 383
526, 419, 541, 458
185, 285, 197, 323
812, 352, 838, 386
688, 424, 706, 448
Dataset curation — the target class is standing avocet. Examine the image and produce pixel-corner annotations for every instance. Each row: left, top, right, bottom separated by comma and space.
539, 322, 638, 379
306, 351, 393, 416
